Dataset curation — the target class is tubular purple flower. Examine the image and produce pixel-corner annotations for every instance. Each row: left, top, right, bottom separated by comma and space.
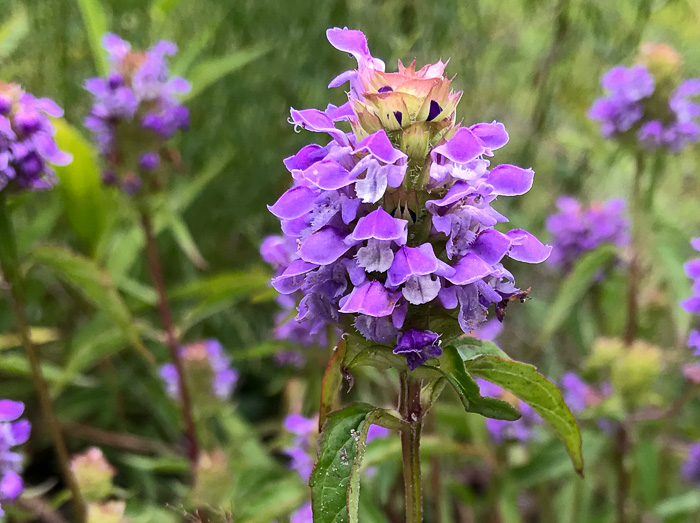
265, 28, 550, 370
83, 33, 189, 193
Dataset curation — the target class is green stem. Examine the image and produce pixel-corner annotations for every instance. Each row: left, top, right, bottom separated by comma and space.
399, 372, 423, 523
0, 196, 86, 522
140, 211, 199, 472
624, 151, 645, 346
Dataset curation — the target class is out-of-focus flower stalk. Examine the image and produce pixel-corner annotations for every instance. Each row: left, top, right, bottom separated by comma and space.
0, 196, 86, 522
140, 211, 199, 472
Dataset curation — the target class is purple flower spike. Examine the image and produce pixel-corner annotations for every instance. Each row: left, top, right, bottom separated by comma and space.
683, 443, 700, 486
393, 329, 442, 370
84, 33, 188, 193
265, 28, 550, 368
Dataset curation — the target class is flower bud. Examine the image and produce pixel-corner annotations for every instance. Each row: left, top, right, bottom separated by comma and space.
70, 447, 116, 503
87, 501, 127, 523
190, 450, 232, 508
638, 43, 682, 81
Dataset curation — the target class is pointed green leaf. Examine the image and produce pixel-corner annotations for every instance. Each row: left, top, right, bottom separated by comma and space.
538, 245, 617, 343
428, 346, 520, 421
183, 44, 272, 101
311, 403, 402, 523
51, 119, 107, 250
32, 245, 152, 362
465, 355, 583, 475
75, 0, 109, 75
0, 6, 28, 61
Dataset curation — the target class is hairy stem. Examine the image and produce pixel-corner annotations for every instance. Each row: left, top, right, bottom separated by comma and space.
140, 211, 199, 470
0, 197, 86, 522
399, 372, 423, 523
624, 151, 644, 345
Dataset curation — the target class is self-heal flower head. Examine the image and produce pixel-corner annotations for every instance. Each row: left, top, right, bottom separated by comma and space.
268, 28, 550, 370
681, 238, 700, 356
589, 49, 700, 152
475, 380, 541, 443
84, 33, 190, 194
546, 196, 629, 272
0, 400, 31, 517
160, 340, 238, 401
0, 83, 71, 193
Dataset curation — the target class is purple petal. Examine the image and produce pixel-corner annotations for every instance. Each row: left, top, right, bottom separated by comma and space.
355, 130, 407, 164
693, 238, 700, 251
10, 420, 31, 445
0, 470, 24, 501
487, 165, 534, 196
268, 186, 317, 220
326, 27, 372, 62
34, 97, 64, 118
469, 229, 512, 265
682, 297, 700, 314
299, 227, 352, 265
271, 260, 317, 294
0, 400, 24, 422
289, 108, 349, 145
684, 259, 700, 279
446, 253, 493, 285
506, 229, 552, 263
387, 244, 439, 287
303, 159, 357, 190
283, 144, 327, 172
350, 207, 408, 244
339, 281, 401, 317
431, 127, 485, 164
470, 121, 509, 152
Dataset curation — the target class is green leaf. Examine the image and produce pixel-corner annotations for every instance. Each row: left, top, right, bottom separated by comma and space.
0, 6, 28, 61
319, 338, 347, 429
448, 336, 511, 361
311, 403, 402, 523
161, 208, 208, 269
538, 245, 617, 343
0, 327, 60, 351
51, 119, 107, 250
465, 355, 584, 475
429, 346, 520, 421
74, 0, 109, 76
655, 491, 700, 519
32, 245, 152, 362
0, 354, 94, 389
237, 476, 309, 523
149, 0, 184, 23
183, 44, 272, 101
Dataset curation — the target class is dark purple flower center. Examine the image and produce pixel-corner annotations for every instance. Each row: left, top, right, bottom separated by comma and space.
427, 100, 442, 121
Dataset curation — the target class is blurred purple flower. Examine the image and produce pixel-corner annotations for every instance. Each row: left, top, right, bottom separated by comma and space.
589, 63, 700, 152
0, 400, 30, 516
546, 196, 629, 272
160, 339, 238, 401
476, 379, 541, 443
0, 83, 71, 193
84, 33, 189, 193
290, 501, 313, 523
682, 443, 700, 485
560, 372, 611, 414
